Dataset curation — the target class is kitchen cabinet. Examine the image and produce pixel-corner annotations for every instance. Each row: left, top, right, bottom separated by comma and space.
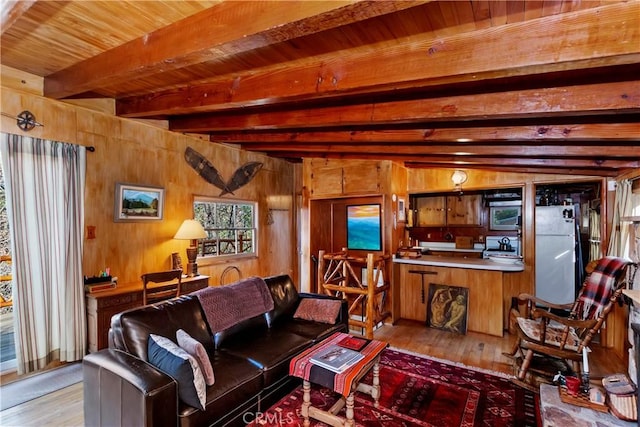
309, 160, 382, 197
413, 194, 482, 227
415, 196, 446, 226
447, 194, 482, 226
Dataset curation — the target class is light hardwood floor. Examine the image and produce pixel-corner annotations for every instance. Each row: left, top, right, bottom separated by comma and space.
0, 320, 627, 426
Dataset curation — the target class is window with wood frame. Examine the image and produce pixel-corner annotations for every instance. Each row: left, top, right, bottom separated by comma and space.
193, 197, 257, 259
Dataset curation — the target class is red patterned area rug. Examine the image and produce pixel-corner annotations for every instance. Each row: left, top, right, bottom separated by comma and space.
249, 348, 540, 427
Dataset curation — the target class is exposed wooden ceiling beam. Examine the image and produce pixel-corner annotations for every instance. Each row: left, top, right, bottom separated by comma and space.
262, 152, 623, 176
117, 2, 639, 117
403, 163, 621, 177
211, 123, 640, 143
401, 157, 638, 169
171, 81, 640, 132
44, 1, 429, 99
238, 143, 638, 157
269, 152, 637, 177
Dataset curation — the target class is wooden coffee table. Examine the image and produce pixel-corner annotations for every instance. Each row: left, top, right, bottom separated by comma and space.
289, 332, 388, 427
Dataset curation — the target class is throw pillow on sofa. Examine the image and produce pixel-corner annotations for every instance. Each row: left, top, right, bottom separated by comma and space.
176, 329, 215, 386
148, 334, 206, 410
293, 298, 341, 324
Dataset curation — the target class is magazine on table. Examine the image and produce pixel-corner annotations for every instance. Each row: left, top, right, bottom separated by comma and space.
310, 344, 364, 373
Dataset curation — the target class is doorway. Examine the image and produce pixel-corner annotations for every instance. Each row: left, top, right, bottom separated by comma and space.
309, 195, 384, 293
533, 181, 602, 305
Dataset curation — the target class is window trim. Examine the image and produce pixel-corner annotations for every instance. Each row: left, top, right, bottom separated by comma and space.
193, 196, 258, 262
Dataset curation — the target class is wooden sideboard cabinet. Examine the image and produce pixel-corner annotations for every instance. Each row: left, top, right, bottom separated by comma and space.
86, 275, 209, 353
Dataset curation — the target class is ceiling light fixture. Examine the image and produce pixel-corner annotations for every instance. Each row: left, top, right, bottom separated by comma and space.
451, 170, 468, 195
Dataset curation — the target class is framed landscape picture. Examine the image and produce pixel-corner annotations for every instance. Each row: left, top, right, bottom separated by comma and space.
114, 183, 164, 222
427, 284, 469, 335
346, 204, 382, 251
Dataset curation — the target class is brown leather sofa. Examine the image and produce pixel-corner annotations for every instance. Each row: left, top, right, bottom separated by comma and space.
83, 274, 348, 427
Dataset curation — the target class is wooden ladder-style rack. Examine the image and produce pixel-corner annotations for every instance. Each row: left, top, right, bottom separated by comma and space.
317, 249, 391, 339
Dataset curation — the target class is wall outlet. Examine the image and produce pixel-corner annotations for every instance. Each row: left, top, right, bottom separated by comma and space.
87, 225, 96, 239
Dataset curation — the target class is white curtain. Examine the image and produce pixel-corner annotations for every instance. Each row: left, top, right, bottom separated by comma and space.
588, 207, 602, 262
607, 179, 632, 258
0, 132, 86, 374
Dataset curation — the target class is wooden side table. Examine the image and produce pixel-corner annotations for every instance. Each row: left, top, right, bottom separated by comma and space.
85, 275, 209, 352
290, 332, 388, 427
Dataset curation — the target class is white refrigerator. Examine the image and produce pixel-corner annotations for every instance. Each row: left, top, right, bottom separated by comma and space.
535, 205, 577, 304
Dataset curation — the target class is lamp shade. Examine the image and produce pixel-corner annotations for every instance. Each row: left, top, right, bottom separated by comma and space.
174, 219, 207, 240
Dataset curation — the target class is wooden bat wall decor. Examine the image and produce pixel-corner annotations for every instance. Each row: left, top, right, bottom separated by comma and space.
184, 146, 263, 196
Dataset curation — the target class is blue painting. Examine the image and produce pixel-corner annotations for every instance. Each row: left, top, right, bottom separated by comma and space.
347, 204, 382, 251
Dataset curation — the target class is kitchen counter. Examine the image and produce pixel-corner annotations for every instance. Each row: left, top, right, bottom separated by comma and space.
393, 254, 524, 272
392, 255, 525, 336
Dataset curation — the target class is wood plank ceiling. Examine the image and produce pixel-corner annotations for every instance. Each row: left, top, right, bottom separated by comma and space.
2, 0, 639, 177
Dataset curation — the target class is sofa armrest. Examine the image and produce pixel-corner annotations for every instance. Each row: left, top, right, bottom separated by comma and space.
298, 293, 349, 329
83, 349, 178, 427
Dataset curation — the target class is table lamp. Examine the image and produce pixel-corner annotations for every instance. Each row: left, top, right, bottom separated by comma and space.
174, 219, 207, 276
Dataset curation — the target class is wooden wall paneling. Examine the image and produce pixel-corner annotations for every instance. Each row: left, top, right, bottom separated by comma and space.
261, 166, 296, 280
448, 267, 504, 336
603, 303, 629, 361
1, 85, 295, 288
395, 263, 504, 336
0, 65, 43, 95
397, 264, 450, 323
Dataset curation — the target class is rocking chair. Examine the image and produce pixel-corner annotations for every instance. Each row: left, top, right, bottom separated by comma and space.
507, 256, 637, 390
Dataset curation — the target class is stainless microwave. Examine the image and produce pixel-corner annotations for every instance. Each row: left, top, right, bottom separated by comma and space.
488, 201, 522, 231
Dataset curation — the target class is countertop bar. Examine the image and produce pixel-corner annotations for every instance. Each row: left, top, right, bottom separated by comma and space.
393, 255, 524, 272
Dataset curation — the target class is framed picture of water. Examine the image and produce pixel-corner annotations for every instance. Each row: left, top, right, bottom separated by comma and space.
346, 204, 382, 251
114, 183, 164, 222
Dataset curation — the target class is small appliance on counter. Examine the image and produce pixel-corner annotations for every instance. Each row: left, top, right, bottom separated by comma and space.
483, 236, 520, 258
395, 247, 421, 259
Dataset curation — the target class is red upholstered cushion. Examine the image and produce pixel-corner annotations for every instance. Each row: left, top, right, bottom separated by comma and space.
293, 298, 341, 324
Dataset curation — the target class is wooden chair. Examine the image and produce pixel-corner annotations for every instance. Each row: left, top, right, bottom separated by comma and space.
141, 269, 183, 305
507, 256, 637, 390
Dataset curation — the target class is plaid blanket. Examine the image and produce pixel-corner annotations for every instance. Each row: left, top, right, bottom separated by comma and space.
578, 256, 631, 319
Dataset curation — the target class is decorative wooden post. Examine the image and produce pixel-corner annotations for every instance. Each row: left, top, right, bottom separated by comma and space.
366, 253, 375, 339
318, 249, 391, 339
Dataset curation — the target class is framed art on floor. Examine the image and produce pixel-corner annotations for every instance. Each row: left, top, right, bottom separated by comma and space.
427, 284, 469, 334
